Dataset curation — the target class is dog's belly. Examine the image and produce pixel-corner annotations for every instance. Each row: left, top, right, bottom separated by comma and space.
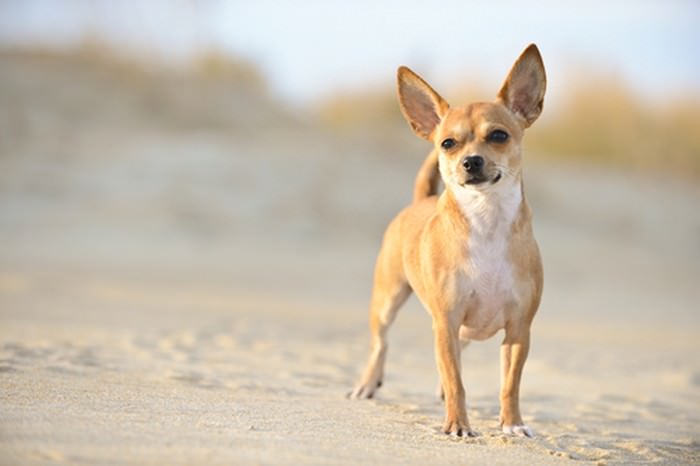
460, 267, 513, 341
461, 297, 507, 341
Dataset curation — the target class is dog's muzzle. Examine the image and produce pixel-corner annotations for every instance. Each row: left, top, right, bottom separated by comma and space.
462, 155, 501, 185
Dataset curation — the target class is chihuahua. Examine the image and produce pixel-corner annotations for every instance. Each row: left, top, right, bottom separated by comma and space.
349, 44, 546, 438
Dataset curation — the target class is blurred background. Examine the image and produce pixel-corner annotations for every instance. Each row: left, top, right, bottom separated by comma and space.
2, 5, 699, 463
0, 0, 698, 325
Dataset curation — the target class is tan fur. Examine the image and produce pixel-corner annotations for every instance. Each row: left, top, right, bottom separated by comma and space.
349, 44, 546, 438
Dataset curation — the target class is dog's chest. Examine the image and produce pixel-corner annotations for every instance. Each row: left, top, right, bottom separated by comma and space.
456, 187, 521, 339
466, 228, 513, 316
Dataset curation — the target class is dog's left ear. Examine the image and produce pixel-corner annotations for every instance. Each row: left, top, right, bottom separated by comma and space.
497, 44, 546, 127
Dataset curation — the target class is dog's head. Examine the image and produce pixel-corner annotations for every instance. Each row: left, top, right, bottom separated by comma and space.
397, 44, 546, 192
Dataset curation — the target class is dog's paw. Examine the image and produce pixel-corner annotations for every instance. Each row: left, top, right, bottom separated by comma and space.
347, 380, 382, 399
502, 424, 534, 438
442, 420, 477, 438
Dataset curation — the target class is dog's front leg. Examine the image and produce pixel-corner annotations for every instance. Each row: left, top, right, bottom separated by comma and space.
499, 323, 533, 437
432, 310, 474, 437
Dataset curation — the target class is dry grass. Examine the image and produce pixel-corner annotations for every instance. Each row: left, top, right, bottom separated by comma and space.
529, 76, 700, 178
2, 44, 698, 179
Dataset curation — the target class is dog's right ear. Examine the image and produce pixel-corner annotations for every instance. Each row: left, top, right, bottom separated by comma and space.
397, 67, 449, 140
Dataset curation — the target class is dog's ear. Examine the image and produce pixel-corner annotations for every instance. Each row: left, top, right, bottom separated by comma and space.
397, 66, 449, 140
497, 44, 546, 127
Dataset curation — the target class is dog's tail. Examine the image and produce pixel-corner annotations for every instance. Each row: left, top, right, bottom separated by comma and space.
412, 150, 440, 202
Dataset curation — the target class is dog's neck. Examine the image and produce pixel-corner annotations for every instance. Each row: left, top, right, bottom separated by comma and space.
447, 175, 523, 238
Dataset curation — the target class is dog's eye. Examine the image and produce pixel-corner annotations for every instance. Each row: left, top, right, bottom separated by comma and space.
487, 129, 509, 143
441, 138, 457, 150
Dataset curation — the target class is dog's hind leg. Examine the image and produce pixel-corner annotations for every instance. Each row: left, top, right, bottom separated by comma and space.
349, 246, 410, 399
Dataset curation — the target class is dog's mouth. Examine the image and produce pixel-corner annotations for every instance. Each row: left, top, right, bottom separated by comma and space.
463, 171, 502, 186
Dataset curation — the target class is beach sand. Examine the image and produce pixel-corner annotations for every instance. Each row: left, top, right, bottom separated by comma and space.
1, 50, 699, 465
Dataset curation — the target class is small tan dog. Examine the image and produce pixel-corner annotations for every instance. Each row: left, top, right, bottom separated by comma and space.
349, 44, 546, 438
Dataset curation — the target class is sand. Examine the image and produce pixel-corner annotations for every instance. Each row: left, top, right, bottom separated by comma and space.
1, 50, 699, 465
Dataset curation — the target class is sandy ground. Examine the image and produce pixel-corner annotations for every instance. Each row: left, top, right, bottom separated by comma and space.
1, 51, 699, 465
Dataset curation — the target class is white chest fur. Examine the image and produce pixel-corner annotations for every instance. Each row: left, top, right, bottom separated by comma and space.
454, 182, 522, 340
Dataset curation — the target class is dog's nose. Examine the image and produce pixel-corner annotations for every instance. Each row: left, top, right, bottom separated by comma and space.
463, 155, 484, 173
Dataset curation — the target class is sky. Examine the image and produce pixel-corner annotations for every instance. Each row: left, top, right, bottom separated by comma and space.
0, 0, 698, 105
